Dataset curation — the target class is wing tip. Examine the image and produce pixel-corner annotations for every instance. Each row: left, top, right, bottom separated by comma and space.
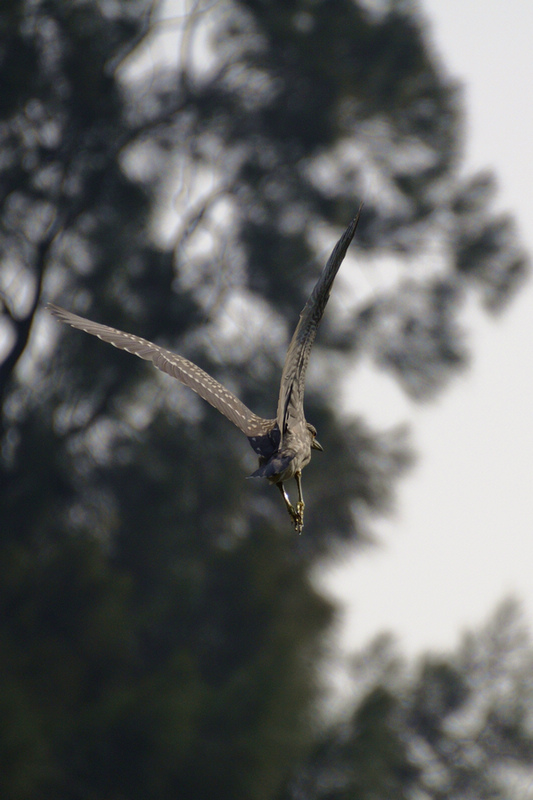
346, 202, 363, 241
46, 302, 72, 325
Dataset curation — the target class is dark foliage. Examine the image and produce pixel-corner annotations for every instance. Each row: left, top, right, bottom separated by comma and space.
0, 1, 528, 798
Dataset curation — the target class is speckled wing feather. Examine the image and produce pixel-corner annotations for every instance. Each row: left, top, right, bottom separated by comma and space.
276, 208, 361, 438
47, 304, 274, 437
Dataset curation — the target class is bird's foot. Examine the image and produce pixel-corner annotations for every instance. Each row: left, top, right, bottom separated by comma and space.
286, 502, 298, 524
277, 482, 305, 533
287, 501, 304, 535
295, 501, 305, 535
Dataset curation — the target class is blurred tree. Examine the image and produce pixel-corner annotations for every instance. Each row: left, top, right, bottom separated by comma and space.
282, 600, 533, 800
0, 1, 528, 799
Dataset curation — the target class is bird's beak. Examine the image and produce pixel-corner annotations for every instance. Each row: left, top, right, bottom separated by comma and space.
312, 439, 324, 452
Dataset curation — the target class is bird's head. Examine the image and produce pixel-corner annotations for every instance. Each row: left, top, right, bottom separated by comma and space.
307, 423, 323, 452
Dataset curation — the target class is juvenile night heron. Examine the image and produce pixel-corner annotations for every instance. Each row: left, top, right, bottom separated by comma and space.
47, 209, 361, 533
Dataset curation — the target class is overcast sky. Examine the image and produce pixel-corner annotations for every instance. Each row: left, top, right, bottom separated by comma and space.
321, 0, 533, 657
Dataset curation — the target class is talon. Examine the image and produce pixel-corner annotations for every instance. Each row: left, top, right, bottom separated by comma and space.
293, 473, 305, 533
277, 479, 305, 533
285, 502, 303, 533
287, 504, 298, 523
290, 513, 303, 534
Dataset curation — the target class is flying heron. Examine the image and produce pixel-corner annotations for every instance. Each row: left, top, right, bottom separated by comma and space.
47, 208, 361, 532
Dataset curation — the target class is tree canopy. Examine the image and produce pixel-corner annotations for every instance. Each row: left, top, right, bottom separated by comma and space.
0, 1, 529, 798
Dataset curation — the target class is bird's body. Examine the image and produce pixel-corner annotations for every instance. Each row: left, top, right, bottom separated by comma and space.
251, 421, 312, 480
48, 209, 361, 532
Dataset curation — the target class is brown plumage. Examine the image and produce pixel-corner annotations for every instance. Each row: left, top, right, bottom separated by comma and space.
48, 208, 361, 532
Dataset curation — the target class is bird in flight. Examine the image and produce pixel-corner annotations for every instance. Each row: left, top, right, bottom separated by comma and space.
48, 208, 361, 533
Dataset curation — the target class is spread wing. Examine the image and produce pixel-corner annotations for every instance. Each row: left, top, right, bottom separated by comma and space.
47, 303, 274, 437
276, 208, 362, 437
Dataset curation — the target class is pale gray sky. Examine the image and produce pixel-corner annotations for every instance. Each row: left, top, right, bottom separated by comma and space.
321, 0, 533, 656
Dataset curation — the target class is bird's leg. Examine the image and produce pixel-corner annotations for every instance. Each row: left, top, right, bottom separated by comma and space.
277, 482, 302, 533
294, 471, 305, 534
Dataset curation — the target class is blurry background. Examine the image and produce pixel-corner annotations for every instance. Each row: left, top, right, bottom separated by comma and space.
1, 1, 532, 799
323, 0, 533, 656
